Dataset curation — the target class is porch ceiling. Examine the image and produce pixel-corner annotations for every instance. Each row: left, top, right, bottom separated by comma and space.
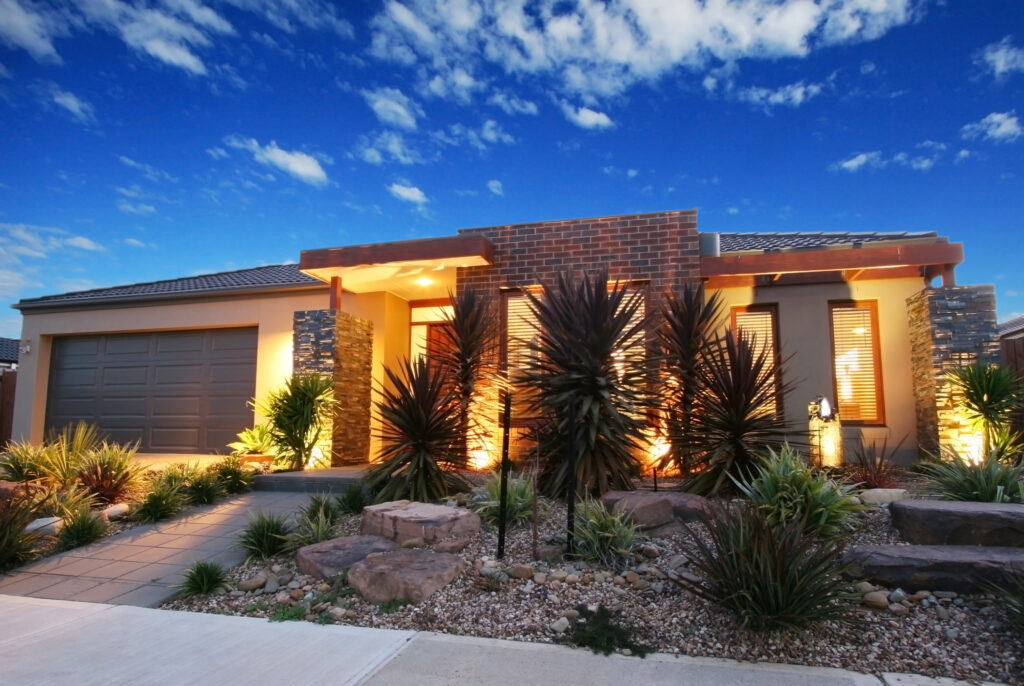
299, 235, 494, 300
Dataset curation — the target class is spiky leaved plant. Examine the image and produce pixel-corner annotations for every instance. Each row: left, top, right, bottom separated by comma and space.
681, 330, 791, 496
365, 357, 469, 502
263, 374, 336, 471
657, 283, 724, 474
41, 421, 105, 489
947, 362, 1023, 457
520, 269, 651, 498
76, 442, 144, 505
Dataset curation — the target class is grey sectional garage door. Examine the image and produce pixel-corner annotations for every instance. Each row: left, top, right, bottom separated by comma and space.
45, 328, 257, 453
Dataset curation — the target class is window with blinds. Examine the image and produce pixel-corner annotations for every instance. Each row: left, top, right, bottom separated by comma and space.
829, 301, 884, 425
731, 305, 782, 417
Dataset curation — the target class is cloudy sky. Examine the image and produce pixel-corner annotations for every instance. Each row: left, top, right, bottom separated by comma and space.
1, 0, 1022, 338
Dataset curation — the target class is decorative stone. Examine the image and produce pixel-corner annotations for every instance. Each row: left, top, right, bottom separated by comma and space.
533, 572, 547, 584
936, 605, 950, 620
599, 491, 673, 529
434, 538, 472, 553
888, 602, 909, 616
347, 549, 467, 604
361, 500, 481, 544
658, 492, 714, 523
642, 544, 660, 559
289, 589, 305, 601
854, 581, 876, 594
863, 591, 890, 609
843, 545, 1024, 593
510, 564, 534, 580
891, 500, 1024, 547
550, 617, 570, 633
563, 609, 580, 620
888, 588, 908, 604
297, 535, 399, 580
274, 591, 292, 605
858, 489, 908, 505
26, 517, 62, 535
237, 575, 267, 592
536, 543, 563, 563
263, 578, 279, 594
400, 537, 426, 548
102, 503, 130, 521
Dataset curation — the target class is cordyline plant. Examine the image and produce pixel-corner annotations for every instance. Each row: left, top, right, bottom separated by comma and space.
262, 373, 336, 471
365, 356, 469, 502
519, 269, 652, 498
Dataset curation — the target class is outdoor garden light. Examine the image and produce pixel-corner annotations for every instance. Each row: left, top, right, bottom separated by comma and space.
809, 396, 843, 468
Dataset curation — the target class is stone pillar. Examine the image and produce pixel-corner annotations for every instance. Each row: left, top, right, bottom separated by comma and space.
293, 309, 373, 466
906, 286, 1000, 459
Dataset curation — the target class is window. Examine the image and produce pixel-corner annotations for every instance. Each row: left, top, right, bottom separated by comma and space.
829, 300, 884, 425
731, 304, 782, 416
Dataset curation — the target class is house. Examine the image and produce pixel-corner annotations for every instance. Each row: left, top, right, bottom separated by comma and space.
0, 337, 18, 370
9, 210, 999, 465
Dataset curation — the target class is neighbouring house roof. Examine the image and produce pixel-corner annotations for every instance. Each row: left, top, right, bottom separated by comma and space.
13, 264, 322, 311
717, 231, 938, 253
999, 314, 1024, 338
0, 337, 17, 364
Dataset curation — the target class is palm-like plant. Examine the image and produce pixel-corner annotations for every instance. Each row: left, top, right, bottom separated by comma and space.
365, 357, 469, 502
263, 374, 336, 471
657, 284, 724, 474
947, 362, 1023, 457
520, 269, 651, 498
681, 330, 791, 495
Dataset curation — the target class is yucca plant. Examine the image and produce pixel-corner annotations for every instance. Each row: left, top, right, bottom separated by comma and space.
76, 442, 144, 505
676, 503, 857, 632
239, 510, 293, 559
212, 455, 255, 494
520, 269, 651, 498
179, 560, 228, 597
0, 493, 44, 570
263, 374, 336, 471
365, 357, 469, 503
573, 497, 638, 567
847, 435, 905, 490
470, 471, 540, 525
947, 362, 1023, 457
735, 445, 861, 538
657, 284, 724, 474
917, 449, 1024, 503
680, 330, 791, 496
55, 504, 108, 551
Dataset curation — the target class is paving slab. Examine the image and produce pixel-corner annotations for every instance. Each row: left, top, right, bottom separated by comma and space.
881, 673, 1005, 686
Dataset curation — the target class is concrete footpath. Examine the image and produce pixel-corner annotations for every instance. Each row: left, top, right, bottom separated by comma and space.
0, 595, 993, 686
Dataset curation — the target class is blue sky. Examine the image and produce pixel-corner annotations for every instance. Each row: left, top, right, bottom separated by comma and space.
1, 0, 1022, 339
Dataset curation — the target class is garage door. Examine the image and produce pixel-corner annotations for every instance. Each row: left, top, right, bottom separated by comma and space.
45, 328, 257, 453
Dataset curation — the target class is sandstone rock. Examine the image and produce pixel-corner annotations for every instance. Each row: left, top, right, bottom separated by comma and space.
237, 575, 267, 592
102, 503, 131, 521
533, 572, 547, 584
510, 564, 534, 580
854, 581, 876, 594
658, 492, 714, 523
642, 544, 660, 559
565, 573, 579, 585
888, 602, 909, 616
401, 537, 426, 548
599, 491, 673, 529
858, 488, 908, 505
843, 544, 1024, 593
361, 500, 481, 544
536, 543, 563, 563
891, 500, 1024, 547
434, 537, 472, 554
289, 589, 305, 601
625, 571, 640, 585
563, 609, 580, 620
26, 517, 62, 535
274, 591, 292, 605
645, 520, 686, 539
863, 591, 890, 609
296, 535, 399, 580
329, 607, 348, 621
348, 549, 467, 604
550, 617, 570, 633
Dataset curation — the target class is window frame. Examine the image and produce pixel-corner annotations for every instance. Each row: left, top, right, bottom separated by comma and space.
730, 303, 784, 418
828, 299, 885, 426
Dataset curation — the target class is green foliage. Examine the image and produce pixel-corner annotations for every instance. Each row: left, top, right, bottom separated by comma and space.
269, 604, 308, 622
470, 471, 539, 525
519, 269, 651, 498
212, 455, 255, 495
735, 446, 861, 538
292, 494, 341, 546
239, 510, 293, 559
679, 330, 791, 496
676, 503, 857, 632
917, 450, 1024, 503
55, 504, 108, 551
847, 435, 905, 490
42, 421, 105, 489
365, 357, 469, 503
570, 604, 649, 657
947, 362, 1023, 456
262, 374, 336, 471
133, 480, 186, 523
0, 493, 44, 570
179, 561, 228, 597
573, 497, 637, 567
377, 599, 409, 614
184, 470, 226, 505
76, 442, 143, 505
0, 441, 50, 483
334, 483, 368, 515
228, 424, 277, 456
987, 572, 1024, 630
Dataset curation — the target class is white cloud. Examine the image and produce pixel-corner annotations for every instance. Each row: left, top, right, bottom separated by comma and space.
738, 80, 823, 109
437, 121, 515, 150
0, 62, 9, 78
831, 150, 886, 172
487, 179, 503, 196
480, 119, 513, 145
955, 149, 971, 163
727, 206, 739, 215
206, 146, 229, 159
354, 131, 423, 165
388, 182, 428, 204
124, 237, 155, 248
119, 156, 179, 183
48, 84, 96, 124
561, 103, 613, 129
0, 223, 105, 294
224, 135, 329, 186
975, 36, 1024, 80
860, 60, 876, 75
892, 152, 934, 171
64, 235, 104, 251
0, 0, 63, 62
362, 87, 423, 130
961, 111, 1022, 143
488, 91, 538, 115
117, 199, 157, 215
627, 169, 638, 178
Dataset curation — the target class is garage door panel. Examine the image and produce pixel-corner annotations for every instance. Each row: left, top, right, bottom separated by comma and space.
46, 328, 257, 453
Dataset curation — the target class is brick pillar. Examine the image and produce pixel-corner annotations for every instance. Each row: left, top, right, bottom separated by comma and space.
906, 286, 1000, 459
293, 309, 373, 466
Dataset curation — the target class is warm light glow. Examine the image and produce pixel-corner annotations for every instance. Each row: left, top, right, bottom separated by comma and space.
852, 327, 866, 335
647, 435, 671, 467
958, 432, 985, 464
470, 443, 494, 470
819, 397, 832, 419
835, 348, 860, 402
415, 277, 433, 287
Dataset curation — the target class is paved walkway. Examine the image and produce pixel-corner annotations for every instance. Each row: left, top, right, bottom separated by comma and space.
0, 491, 309, 607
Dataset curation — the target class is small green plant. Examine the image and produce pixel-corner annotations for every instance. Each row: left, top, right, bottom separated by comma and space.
847, 436, 905, 490
676, 503, 857, 632
0, 441, 50, 483
334, 483, 368, 515
0, 493, 44, 570
570, 604, 649, 657
243, 599, 270, 614
573, 497, 637, 567
239, 510, 293, 559
228, 424, 277, 457
471, 471, 539, 525
42, 422, 105, 489
735, 445, 861, 538
55, 504, 108, 551
947, 362, 1023, 456
987, 572, 1024, 630
378, 599, 409, 614
33, 483, 96, 518
269, 604, 308, 622
917, 450, 1024, 503
179, 560, 228, 597
76, 442, 143, 505
133, 481, 186, 523
293, 494, 341, 546
212, 455, 255, 495
184, 470, 226, 505
262, 373, 336, 471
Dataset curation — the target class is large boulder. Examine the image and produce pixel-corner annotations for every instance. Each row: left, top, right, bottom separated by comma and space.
296, 535, 399, 580
347, 549, 467, 604
361, 500, 481, 544
858, 488, 908, 506
658, 492, 713, 523
599, 491, 673, 529
842, 545, 1024, 593
891, 500, 1024, 547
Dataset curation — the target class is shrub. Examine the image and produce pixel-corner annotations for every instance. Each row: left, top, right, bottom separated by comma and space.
0, 493, 44, 570
292, 494, 341, 546
239, 510, 293, 559
184, 470, 226, 505
988, 572, 1024, 630
228, 424, 277, 457
947, 362, 1023, 456
334, 483, 368, 515
55, 505, 108, 551
179, 561, 227, 597
676, 503, 857, 632
42, 421, 104, 489
212, 455, 255, 495
917, 450, 1024, 503
847, 436, 905, 490
76, 442, 143, 505
570, 604, 649, 657
0, 441, 50, 483
573, 497, 637, 567
33, 483, 96, 518
735, 445, 861, 538
133, 481, 186, 523
470, 471, 538, 525
263, 374, 336, 471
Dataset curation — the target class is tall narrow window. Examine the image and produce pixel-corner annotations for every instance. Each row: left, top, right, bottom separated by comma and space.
732, 304, 782, 416
829, 301, 884, 425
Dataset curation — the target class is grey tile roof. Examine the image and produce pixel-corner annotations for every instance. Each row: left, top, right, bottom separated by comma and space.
15, 264, 321, 310
0, 337, 18, 363
999, 314, 1024, 337
717, 231, 937, 253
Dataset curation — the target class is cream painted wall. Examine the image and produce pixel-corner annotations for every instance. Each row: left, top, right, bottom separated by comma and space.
713, 276, 928, 465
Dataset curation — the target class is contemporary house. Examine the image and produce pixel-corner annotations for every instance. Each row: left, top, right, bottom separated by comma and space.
9, 210, 999, 466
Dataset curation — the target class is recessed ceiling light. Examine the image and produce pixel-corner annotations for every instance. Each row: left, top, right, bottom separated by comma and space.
416, 277, 432, 287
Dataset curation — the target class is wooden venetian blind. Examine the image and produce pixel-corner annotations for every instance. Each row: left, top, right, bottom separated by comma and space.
732, 305, 781, 417
829, 301, 884, 425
